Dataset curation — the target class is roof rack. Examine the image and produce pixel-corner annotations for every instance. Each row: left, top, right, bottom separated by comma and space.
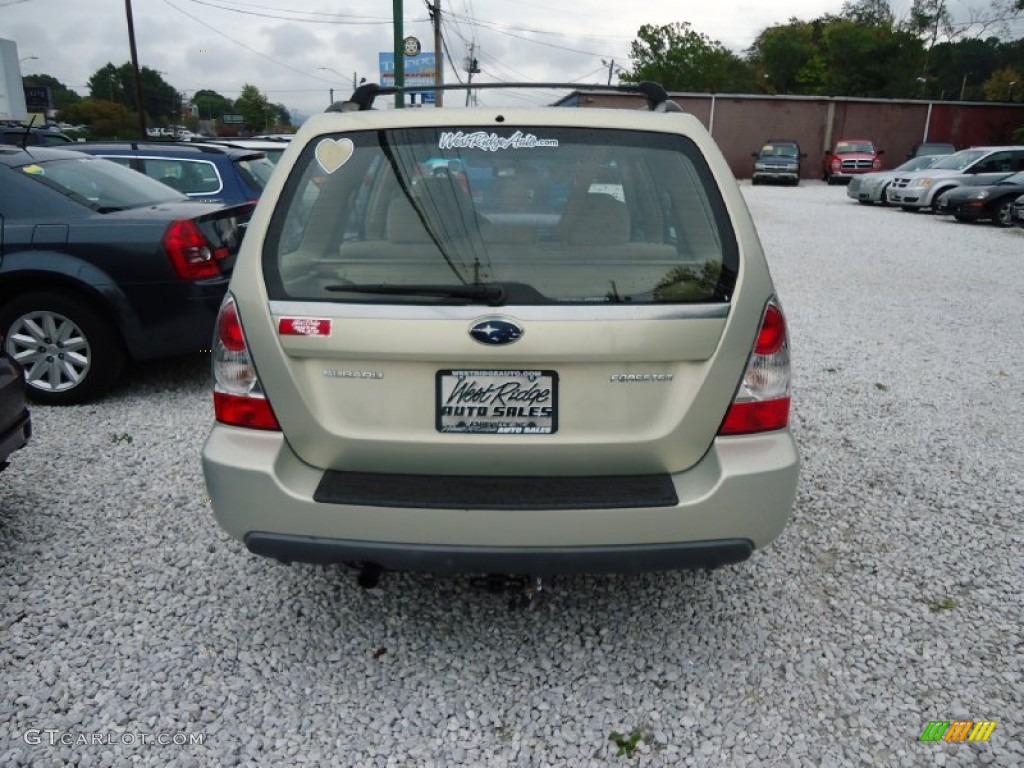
327, 81, 682, 114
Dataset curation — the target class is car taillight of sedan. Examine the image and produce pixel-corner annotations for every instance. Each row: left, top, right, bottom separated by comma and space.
162, 219, 230, 280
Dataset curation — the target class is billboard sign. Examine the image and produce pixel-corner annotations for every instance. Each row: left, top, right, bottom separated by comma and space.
23, 85, 52, 111
379, 51, 436, 89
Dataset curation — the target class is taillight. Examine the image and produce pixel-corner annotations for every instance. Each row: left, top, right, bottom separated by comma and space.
719, 299, 791, 435
212, 295, 280, 430
162, 219, 220, 279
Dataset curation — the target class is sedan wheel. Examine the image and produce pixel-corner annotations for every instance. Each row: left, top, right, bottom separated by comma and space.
0, 293, 125, 405
995, 199, 1014, 228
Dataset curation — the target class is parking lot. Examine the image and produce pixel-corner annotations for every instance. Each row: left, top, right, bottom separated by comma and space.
2, 182, 1022, 767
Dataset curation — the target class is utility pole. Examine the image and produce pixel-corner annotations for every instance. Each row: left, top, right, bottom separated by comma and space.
464, 42, 480, 107
430, 0, 443, 107
605, 58, 615, 86
393, 0, 405, 108
124, 0, 148, 137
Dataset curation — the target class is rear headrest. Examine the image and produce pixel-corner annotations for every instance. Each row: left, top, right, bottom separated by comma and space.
386, 197, 429, 243
567, 194, 630, 246
386, 177, 476, 243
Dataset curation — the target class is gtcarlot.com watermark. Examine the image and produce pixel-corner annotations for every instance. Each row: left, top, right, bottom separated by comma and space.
24, 729, 205, 747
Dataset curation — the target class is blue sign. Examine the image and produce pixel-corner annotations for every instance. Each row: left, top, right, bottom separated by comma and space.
379, 51, 436, 88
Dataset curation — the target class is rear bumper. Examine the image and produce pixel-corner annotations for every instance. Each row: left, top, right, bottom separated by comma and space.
202, 426, 800, 574
245, 534, 753, 574
120, 278, 229, 361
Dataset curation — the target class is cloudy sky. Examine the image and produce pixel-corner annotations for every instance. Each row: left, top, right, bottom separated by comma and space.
6, 0, 1021, 119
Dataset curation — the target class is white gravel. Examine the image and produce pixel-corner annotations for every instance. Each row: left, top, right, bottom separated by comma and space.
2, 182, 1022, 767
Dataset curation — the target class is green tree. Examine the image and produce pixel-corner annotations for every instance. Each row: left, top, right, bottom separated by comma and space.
234, 84, 271, 132
270, 102, 292, 129
624, 22, 753, 93
927, 37, 1004, 99
749, 20, 819, 93
86, 63, 178, 124
192, 89, 233, 122
58, 99, 139, 138
88, 63, 125, 104
823, 20, 923, 97
841, 0, 895, 26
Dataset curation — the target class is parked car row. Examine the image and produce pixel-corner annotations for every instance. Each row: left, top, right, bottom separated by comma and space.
751, 136, 960, 186
846, 145, 1024, 227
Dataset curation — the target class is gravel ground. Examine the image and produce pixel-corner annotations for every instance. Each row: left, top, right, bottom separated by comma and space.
2, 182, 1022, 767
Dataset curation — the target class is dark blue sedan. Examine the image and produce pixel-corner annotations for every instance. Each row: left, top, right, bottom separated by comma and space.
0, 146, 254, 404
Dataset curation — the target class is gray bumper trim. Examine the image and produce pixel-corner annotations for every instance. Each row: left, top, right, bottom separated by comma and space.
243, 533, 754, 575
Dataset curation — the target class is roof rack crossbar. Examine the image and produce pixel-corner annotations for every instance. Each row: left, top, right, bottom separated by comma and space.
326, 81, 679, 113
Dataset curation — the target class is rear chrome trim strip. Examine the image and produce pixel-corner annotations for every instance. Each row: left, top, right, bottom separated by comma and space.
268, 300, 729, 321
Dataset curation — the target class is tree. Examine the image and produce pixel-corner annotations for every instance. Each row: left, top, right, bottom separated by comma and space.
270, 102, 292, 129
823, 20, 924, 97
983, 66, 1023, 100
842, 0, 896, 26
58, 99, 139, 138
192, 89, 233, 122
749, 20, 820, 93
86, 63, 178, 124
624, 22, 753, 93
234, 84, 270, 132
88, 63, 125, 104
927, 37, 1004, 99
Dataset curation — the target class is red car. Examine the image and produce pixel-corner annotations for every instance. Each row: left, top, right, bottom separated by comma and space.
824, 138, 884, 184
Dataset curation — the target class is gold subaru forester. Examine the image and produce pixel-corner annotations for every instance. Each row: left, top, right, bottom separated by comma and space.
201, 83, 799, 577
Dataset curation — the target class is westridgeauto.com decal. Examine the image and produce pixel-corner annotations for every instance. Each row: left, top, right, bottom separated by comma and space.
438, 130, 559, 151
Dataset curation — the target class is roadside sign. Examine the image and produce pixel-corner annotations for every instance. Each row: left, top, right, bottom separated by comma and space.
222, 114, 245, 124
379, 52, 436, 89
23, 86, 52, 111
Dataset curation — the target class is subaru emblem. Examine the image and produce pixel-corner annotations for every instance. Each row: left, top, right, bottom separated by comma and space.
469, 318, 523, 346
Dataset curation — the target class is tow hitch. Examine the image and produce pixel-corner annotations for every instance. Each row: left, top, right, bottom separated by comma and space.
470, 575, 547, 610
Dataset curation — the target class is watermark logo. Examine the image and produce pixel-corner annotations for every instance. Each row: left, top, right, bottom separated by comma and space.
24, 730, 205, 747
920, 720, 997, 742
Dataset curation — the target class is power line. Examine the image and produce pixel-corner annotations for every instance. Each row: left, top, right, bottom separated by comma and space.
179, 0, 412, 24
448, 13, 626, 60
159, 0, 337, 84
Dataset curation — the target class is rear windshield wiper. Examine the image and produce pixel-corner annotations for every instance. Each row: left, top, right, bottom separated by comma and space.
324, 282, 506, 305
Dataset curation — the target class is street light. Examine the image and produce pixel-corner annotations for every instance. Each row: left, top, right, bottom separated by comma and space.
19, 55, 38, 63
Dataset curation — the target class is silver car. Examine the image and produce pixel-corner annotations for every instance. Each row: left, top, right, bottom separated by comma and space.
201, 83, 800, 578
846, 155, 943, 205
887, 146, 1024, 210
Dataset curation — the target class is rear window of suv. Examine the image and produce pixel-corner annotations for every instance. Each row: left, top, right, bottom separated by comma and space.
263, 126, 737, 306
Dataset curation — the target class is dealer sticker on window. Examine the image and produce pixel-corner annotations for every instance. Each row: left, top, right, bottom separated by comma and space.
437, 369, 557, 434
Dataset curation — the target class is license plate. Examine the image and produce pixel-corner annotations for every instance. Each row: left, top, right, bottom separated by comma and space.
437, 369, 557, 434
